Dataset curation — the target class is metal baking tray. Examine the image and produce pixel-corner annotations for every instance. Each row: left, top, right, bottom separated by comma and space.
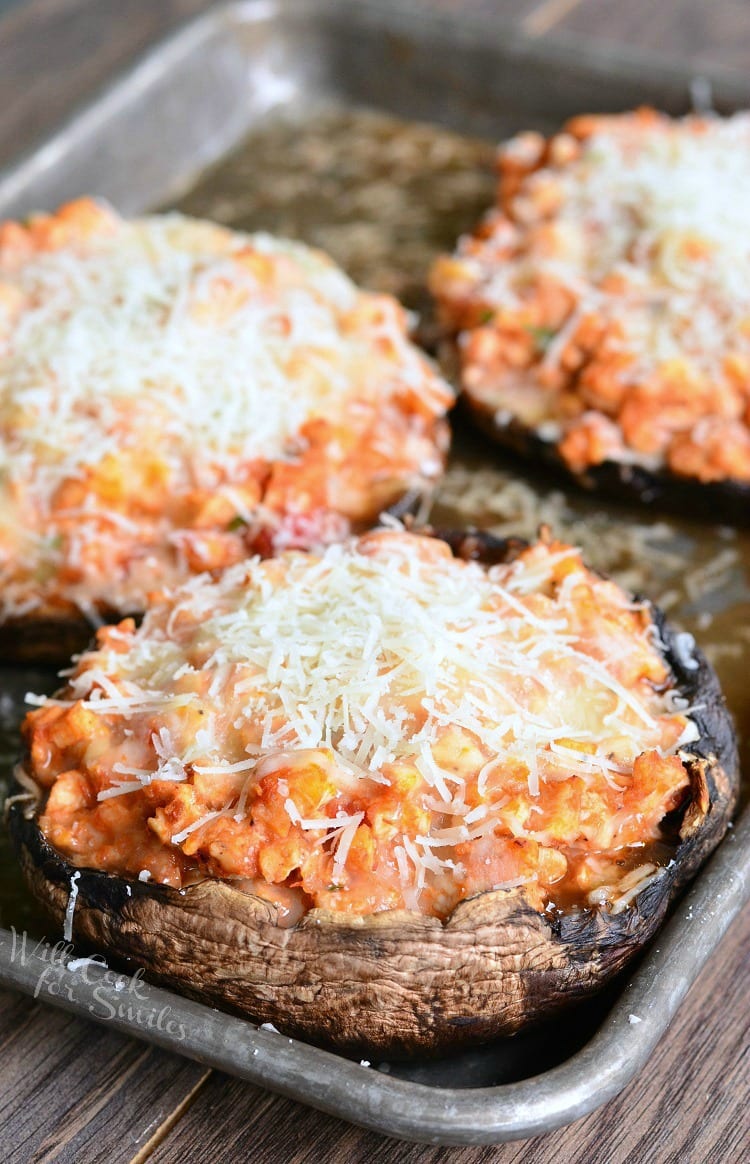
0, 0, 749, 1146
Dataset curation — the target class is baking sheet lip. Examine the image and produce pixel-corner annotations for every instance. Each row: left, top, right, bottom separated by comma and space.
0, 927, 687, 1145
319, 0, 750, 98
0, 811, 747, 1146
3, 0, 750, 216
0, 3, 235, 211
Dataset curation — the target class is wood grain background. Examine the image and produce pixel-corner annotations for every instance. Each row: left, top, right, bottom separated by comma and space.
0, 2, 748, 1161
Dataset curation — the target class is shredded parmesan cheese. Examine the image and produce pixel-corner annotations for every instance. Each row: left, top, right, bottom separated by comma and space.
63, 871, 81, 942
0, 201, 451, 620
30, 530, 697, 918
432, 110, 750, 482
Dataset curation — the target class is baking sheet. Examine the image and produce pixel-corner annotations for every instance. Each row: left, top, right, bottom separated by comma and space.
0, 0, 748, 1145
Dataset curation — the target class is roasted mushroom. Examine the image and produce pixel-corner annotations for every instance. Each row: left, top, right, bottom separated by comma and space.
430, 109, 750, 521
8, 529, 738, 1056
0, 199, 452, 662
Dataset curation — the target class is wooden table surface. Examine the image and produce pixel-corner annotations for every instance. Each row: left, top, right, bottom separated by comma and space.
1, 2, 749, 1161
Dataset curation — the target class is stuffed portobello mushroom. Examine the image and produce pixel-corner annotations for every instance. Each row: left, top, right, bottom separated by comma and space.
8, 527, 737, 1056
0, 199, 452, 662
430, 109, 750, 521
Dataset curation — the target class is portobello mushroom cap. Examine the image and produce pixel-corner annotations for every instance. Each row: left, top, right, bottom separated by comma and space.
430, 108, 750, 523
0, 201, 454, 666
0, 604, 123, 666
7, 532, 738, 1057
460, 371, 750, 526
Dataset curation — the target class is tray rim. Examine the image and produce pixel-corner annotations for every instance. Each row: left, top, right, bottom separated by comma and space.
0, 0, 749, 1145
4, 0, 750, 213
0, 810, 747, 1146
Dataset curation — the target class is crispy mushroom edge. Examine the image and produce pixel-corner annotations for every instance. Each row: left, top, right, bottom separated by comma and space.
463, 393, 750, 524
0, 605, 124, 666
6, 532, 739, 1058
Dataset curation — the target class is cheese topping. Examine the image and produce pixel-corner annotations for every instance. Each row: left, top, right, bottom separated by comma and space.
430, 110, 750, 483
0, 199, 451, 621
27, 530, 696, 919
